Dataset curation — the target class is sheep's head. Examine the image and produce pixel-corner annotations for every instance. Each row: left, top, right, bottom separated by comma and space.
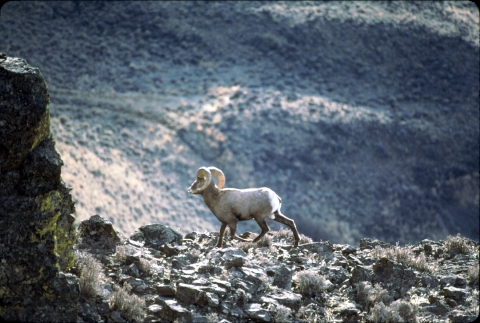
188, 166, 225, 194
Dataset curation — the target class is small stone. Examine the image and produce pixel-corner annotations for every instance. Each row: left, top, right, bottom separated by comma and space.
137, 224, 183, 248
185, 231, 199, 240
267, 290, 302, 311
176, 283, 208, 306
272, 264, 292, 290
155, 297, 191, 322
442, 286, 468, 301
373, 257, 394, 272
225, 255, 246, 269
127, 263, 140, 277
154, 284, 176, 296
110, 311, 127, 323
423, 300, 449, 316
243, 303, 271, 322
341, 245, 358, 256
206, 292, 220, 307
125, 253, 141, 265
147, 304, 163, 314
334, 302, 360, 316
440, 275, 459, 288
448, 310, 478, 323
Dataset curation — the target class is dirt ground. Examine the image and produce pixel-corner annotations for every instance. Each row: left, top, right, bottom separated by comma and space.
1, 1, 478, 245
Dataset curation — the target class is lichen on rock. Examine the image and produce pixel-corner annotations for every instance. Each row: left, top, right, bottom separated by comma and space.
0, 54, 77, 322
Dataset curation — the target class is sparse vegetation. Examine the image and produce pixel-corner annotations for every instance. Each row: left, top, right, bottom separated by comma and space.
296, 303, 322, 322
206, 312, 218, 323
465, 289, 479, 319
467, 262, 479, 285
187, 248, 202, 263
274, 304, 292, 323
295, 270, 327, 298
115, 244, 136, 261
109, 283, 146, 322
357, 282, 417, 322
272, 228, 313, 245
75, 250, 105, 298
73, 219, 478, 323
368, 299, 417, 323
357, 282, 393, 310
137, 257, 155, 275
236, 234, 276, 253
371, 244, 436, 272
444, 234, 474, 254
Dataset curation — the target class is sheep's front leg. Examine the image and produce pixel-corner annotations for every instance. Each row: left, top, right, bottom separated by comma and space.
229, 223, 252, 242
216, 223, 227, 248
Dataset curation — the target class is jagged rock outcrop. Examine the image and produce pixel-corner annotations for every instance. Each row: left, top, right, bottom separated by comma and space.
74, 214, 479, 323
0, 54, 77, 322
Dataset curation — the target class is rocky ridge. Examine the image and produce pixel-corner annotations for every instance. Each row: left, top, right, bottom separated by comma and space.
74, 214, 479, 323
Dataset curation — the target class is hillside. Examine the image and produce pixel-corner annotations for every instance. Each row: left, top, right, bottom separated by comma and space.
0, 1, 478, 245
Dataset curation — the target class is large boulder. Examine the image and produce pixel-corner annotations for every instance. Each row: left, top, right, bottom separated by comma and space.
78, 214, 121, 250
0, 54, 77, 322
130, 223, 183, 248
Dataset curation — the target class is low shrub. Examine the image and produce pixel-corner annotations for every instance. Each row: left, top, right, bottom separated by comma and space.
274, 304, 292, 323
206, 313, 218, 323
295, 270, 327, 297
444, 234, 474, 254
368, 299, 417, 323
115, 244, 136, 261
75, 250, 104, 297
109, 283, 146, 322
467, 262, 479, 285
356, 282, 392, 310
272, 228, 313, 245
371, 244, 435, 272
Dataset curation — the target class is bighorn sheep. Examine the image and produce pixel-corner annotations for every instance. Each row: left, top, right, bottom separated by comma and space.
187, 166, 300, 248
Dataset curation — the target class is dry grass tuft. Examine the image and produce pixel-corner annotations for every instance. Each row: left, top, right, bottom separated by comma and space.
236, 234, 275, 252
272, 228, 313, 245
295, 270, 327, 297
115, 244, 136, 261
187, 248, 202, 263
357, 282, 393, 309
295, 303, 322, 322
391, 299, 417, 322
206, 313, 218, 323
371, 244, 436, 272
137, 258, 155, 275
274, 304, 292, 323
75, 250, 105, 297
357, 282, 417, 322
368, 299, 417, 323
468, 262, 479, 285
109, 283, 146, 322
444, 234, 474, 254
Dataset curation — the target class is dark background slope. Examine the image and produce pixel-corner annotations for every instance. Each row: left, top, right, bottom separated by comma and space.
1, 1, 478, 245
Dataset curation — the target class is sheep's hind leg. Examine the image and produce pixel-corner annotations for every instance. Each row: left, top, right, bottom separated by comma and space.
216, 223, 227, 248
252, 219, 270, 243
273, 211, 300, 247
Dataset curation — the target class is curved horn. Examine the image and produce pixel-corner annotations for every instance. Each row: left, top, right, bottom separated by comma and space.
196, 167, 212, 192
208, 167, 225, 189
